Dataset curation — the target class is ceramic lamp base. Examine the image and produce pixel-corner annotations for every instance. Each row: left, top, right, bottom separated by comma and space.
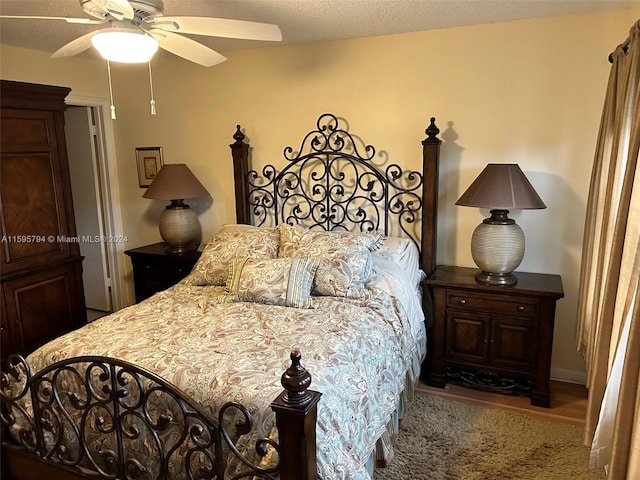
470, 209, 524, 286
158, 201, 199, 253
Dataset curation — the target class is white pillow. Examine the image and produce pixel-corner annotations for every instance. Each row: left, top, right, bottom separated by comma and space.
374, 236, 423, 291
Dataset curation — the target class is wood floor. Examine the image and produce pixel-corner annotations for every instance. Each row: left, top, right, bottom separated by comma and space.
416, 379, 589, 426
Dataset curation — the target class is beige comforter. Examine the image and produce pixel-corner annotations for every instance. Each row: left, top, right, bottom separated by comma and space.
22, 281, 425, 479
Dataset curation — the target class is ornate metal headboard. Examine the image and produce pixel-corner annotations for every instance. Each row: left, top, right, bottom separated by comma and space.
230, 113, 441, 275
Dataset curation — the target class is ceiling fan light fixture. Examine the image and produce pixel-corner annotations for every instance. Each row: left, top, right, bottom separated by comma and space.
91, 29, 158, 63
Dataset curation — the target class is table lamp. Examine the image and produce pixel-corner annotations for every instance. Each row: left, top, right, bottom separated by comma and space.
455, 163, 546, 286
143, 164, 210, 253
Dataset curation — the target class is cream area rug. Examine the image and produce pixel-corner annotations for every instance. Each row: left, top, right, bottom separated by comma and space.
374, 394, 605, 480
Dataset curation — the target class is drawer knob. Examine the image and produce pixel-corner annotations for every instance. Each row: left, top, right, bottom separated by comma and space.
459, 299, 467, 305
518, 305, 525, 312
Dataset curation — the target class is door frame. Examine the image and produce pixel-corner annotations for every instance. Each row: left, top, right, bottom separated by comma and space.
66, 94, 127, 311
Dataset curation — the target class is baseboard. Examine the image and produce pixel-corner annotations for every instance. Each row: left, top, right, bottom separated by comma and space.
550, 368, 587, 385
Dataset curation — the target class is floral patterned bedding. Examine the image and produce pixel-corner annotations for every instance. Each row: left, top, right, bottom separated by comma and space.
19, 262, 424, 479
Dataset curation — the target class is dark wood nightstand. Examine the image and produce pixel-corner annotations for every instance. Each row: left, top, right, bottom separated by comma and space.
125, 243, 201, 303
425, 265, 564, 407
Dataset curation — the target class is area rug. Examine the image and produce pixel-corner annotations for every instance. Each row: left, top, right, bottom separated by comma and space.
374, 394, 605, 480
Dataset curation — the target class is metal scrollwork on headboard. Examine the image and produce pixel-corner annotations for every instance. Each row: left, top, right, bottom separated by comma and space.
243, 113, 424, 249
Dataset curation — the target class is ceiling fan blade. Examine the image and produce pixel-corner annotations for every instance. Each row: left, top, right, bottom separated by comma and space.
151, 30, 227, 67
0, 15, 104, 25
50, 30, 100, 59
148, 16, 282, 42
90, 0, 135, 21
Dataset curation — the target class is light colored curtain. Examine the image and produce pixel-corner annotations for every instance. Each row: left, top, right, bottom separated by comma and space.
575, 19, 640, 479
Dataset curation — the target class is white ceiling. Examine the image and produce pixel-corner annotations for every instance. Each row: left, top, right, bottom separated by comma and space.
0, 0, 634, 62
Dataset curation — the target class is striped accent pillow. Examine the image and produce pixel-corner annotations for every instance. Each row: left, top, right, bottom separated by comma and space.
223, 257, 319, 308
278, 224, 383, 298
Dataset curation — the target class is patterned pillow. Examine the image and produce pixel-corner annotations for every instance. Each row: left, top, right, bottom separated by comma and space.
223, 257, 319, 308
185, 225, 280, 286
278, 224, 383, 298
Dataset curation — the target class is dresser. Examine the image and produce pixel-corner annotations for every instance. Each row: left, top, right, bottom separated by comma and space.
1, 80, 87, 363
425, 266, 564, 407
125, 243, 201, 302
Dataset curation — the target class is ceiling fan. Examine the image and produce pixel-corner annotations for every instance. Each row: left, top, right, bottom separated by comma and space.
0, 0, 282, 66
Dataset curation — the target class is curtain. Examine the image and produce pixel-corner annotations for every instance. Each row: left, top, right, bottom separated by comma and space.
577, 17, 640, 480
575, 19, 640, 479
589, 291, 636, 469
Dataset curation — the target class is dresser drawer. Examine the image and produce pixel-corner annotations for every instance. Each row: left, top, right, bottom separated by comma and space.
446, 291, 539, 317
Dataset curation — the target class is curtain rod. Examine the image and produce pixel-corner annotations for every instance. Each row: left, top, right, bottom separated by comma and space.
609, 36, 631, 63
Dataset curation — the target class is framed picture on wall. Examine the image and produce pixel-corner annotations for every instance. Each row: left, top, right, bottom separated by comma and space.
136, 147, 163, 188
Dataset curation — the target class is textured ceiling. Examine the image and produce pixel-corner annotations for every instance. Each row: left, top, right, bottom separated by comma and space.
0, 0, 634, 61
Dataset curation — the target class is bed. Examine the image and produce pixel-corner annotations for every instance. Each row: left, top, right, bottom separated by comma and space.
1, 113, 442, 480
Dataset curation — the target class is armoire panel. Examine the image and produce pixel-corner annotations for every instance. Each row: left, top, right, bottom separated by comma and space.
0, 112, 54, 148
3, 261, 85, 356
1, 152, 66, 261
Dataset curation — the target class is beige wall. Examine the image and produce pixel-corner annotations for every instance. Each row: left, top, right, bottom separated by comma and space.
1, 9, 637, 381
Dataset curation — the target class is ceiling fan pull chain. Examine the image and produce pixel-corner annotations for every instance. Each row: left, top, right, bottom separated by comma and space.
148, 61, 156, 115
106, 60, 116, 120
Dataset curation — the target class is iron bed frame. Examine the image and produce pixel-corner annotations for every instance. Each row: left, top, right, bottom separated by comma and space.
1, 113, 442, 480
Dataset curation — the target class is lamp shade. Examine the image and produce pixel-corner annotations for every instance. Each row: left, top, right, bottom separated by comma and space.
91, 29, 158, 63
455, 164, 546, 210
143, 164, 210, 201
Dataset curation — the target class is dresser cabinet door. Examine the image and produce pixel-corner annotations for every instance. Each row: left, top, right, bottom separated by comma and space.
446, 309, 537, 372
490, 316, 537, 370
1, 295, 10, 360
3, 261, 85, 357
445, 311, 491, 364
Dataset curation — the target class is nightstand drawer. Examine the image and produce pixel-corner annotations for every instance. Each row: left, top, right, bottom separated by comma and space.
446, 291, 539, 317
131, 257, 194, 276
125, 243, 201, 303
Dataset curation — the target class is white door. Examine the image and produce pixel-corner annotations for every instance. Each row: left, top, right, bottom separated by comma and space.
65, 106, 112, 312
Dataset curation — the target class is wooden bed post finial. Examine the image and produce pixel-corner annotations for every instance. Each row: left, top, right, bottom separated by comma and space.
271, 350, 322, 480
280, 348, 313, 406
424, 117, 440, 144
232, 124, 245, 144
230, 124, 251, 224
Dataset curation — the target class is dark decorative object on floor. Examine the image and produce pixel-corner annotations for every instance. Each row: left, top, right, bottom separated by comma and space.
445, 366, 533, 396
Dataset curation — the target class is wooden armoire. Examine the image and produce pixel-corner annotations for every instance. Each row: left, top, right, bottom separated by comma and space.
1, 80, 86, 363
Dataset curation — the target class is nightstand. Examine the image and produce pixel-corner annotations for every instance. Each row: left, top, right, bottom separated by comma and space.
125, 243, 201, 303
425, 266, 564, 407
